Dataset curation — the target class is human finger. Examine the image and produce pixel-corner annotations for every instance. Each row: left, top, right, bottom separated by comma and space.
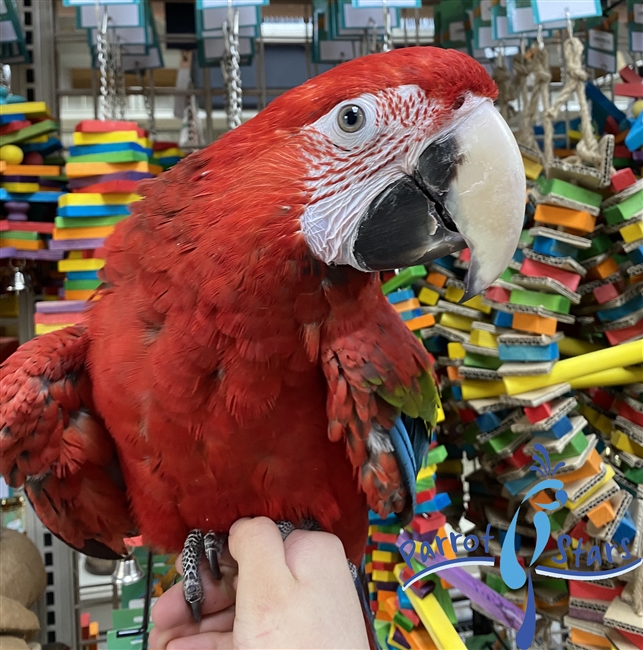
166, 631, 234, 650
149, 604, 235, 649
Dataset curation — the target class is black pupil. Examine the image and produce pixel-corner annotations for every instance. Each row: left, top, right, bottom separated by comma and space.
343, 107, 359, 127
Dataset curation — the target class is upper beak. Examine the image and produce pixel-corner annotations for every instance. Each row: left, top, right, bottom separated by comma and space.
353, 100, 525, 300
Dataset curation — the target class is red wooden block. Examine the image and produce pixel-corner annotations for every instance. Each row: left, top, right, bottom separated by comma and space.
520, 257, 581, 291
372, 561, 399, 571
410, 512, 446, 535
485, 286, 511, 303
458, 407, 477, 423
589, 388, 614, 411
605, 115, 620, 135
614, 83, 643, 98
400, 608, 420, 626
570, 520, 588, 540
619, 66, 642, 84
459, 248, 471, 262
417, 488, 437, 503
372, 532, 399, 544
620, 630, 643, 648
610, 168, 637, 193
616, 401, 643, 427
569, 581, 624, 601
75, 119, 146, 137
606, 321, 643, 345
0, 219, 54, 234
524, 402, 552, 424
614, 145, 633, 159
0, 120, 31, 135
593, 282, 620, 304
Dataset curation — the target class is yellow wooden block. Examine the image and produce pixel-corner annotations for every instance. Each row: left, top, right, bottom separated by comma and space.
59, 192, 141, 207
1, 182, 39, 193
368, 582, 377, 593
447, 342, 466, 359
72, 130, 142, 146
469, 329, 498, 348
611, 430, 643, 456
463, 294, 492, 314
394, 565, 465, 650
153, 147, 185, 157
436, 401, 445, 423
594, 413, 614, 436
373, 550, 397, 563
445, 285, 465, 303
620, 221, 643, 244
461, 379, 505, 400
35, 323, 72, 335
567, 466, 615, 510
65, 162, 161, 177
58, 258, 105, 272
522, 155, 543, 180
417, 465, 436, 482
387, 625, 407, 650
436, 459, 462, 474
418, 287, 440, 306
558, 337, 604, 357
372, 570, 397, 582
0, 101, 49, 117
24, 134, 50, 144
439, 312, 474, 332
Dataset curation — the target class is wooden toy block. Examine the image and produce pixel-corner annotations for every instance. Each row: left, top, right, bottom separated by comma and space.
537, 177, 603, 209
534, 205, 596, 233
65, 161, 161, 178
605, 321, 643, 345
0, 120, 31, 135
58, 258, 105, 272
1, 120, 58, 146
426, 272, 447, 288
0, 163, 61, 177
586, 256, 620, 281
532, 236, 580, 259
611, 430, 643, 456
447, 342, 465, 359
72, 130, 140, 146
510, 289, 571, 314
523, 156, 543, 180
463, 294, 491, 314
0, 182, 40, 193
406, 313, 435, 331
0, 238, 45, 250
75, 119, 143, 134
498, 342, 558, 363
625, 113, 643, 151
418, 287, 440, 306
53, 226, 115, 241
520, 258, 581, 291
593, 282, 620, 304
438, 312, 474, 332
469, 328, 498, 348
59, 192, 140, 207
393, 298, 421, 313
620, 220, 643, 243
68, 150, 149, 164
445, 285, 465, 303
570, 628, 611, 649
585, 81, 627, 122
524, 402, 552, 424
381, 266, 426, 295
603, 190, 643, 224
0, 101, 50, 118
587, 499, 616, 528
511, 313, 558, 335
387, 288, 415, 304
464, 352, 502, 370
55, 215, 127, 229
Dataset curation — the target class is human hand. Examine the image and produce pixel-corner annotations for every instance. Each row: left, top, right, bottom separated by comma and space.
149, 517, 370, 649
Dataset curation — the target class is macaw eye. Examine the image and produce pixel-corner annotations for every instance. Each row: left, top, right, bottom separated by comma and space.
338, 105, 365, 133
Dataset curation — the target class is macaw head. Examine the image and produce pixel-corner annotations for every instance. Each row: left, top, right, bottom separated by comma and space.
217, 47, 525, 298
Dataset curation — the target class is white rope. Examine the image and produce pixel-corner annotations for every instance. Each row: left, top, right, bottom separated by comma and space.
493, 55, 515, 122
634, 563, 643, 616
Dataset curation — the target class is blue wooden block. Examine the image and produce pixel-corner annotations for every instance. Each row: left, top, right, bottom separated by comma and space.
397, 588, 412, 610
499, 529, 522, 551
625, 113, 643, 152
387, 288, 415, 304
0, 189, 62, 203
537, 415, 574, 440
504, 472, 538, 497
586, 82, 627, 124
0, 113, 26, 124
415, 492, 451, 514
498, 342, 559, 362
69, 142, 149, 157
451, 384, 463, 401
57, 205, 131, 218
612, 510, 636, 546
596, 294, 643, 322
376, 543, 400, 553
20, 138, 62, 155
368, 511, 398, 525
476, 412, 503, 433
399, 309, 422, 321
628, 246, 643, 265
533, 236, 580, 259
493, 310, 514, 328
512, 248, 525, 264
433, 255, 456, 272
66, 270, 99, 281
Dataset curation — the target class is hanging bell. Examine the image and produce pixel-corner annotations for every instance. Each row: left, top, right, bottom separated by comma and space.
7, 265, 26, 293
112, 553, 145, 585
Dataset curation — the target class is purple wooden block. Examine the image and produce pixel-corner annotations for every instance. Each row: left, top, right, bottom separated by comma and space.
48, 238, 106, 250
374, 581, 398, 591
411, 530, 438, 544
392, 628, 411, 649
68, 171, 153, 189
397, 530, 525, 631
8, 250, 64, 261
2, 175, 38, 182
36, 300, 88, 313
632, 151, 643, 162
0, 247, 17, 258
5, 200, 29, 222
410, 580, 435, 599
568, 605, 605, 623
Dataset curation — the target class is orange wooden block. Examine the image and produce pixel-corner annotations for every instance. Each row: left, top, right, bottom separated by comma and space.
65, 289, 96, 300
377, 590, 397, 603
512, 312, 558, 335
529, 490, 554, 512
0, 238, 44, 250
553, 148, 576, 158
53, 226, 115, 240
534, 204, 596, 233
587, 257, 619, 281
375, 610, 393, 622
407, 628, 439, 650
436, 526, 455, 589
406, 313, 435, 331
559, 449, 602, 485
365, 562, 373, 573
383, 595, 398, 617
393, 298, 421, 313
446, 365, 462, 381
570, 628, 611, 649
426, 272, 447, 288
0, 163, 61, 176
588, 499, 616, 528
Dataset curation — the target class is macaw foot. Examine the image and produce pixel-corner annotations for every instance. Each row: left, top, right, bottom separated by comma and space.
182, 529, 227, 623
276, 519, 358, 581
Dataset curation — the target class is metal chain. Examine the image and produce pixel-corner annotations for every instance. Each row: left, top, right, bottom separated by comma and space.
382, 0, 392, 52
0, 64, 11, 93
136, 63, 156, 139
114, 39, 127, 120
95, 3, 110, 121
186, 93, 200, 147
222, 6, 242, 130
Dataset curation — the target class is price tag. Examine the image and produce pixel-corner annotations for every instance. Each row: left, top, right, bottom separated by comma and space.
586, 15, 618, 74
628, 0, 643, 52
506, 0, 563, 34
473, 0, 494, 48
531, 0, 601, 24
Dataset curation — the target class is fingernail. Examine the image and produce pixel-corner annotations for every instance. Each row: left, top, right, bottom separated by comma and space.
229, 517, 251, 538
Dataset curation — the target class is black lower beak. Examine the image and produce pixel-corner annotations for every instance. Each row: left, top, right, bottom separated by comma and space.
352, 175, 465, 272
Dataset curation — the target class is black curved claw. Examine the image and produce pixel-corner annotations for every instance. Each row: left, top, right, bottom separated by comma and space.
190, 599, 202, 624
206, 547, 222, 581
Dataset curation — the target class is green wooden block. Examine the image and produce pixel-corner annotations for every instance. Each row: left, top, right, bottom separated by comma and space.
510, 289, 571, 315
0, 230, 39, 240
550, 508, 568, 532
519, 230, 534, 246
365, 553, 373, 563
603, 190, 643, 225
548, 431, 588, 462
466, 634, 499, 650
579, 233, 612, 260
534, 578, 568, 593
485, 572, 508, 593
500, 268, 517, 282
373, 524, 403, 534
64, 279, 101, 291
393, 611, 415, 633
381, 265, 426, 295
624, 467, 643, 484
537, 178, 603, 208
67, 151, 148, 164
375, 621, 391, 650
426, 444, 448, 465
55, 215, 128, 228
427, 575, 457, 624
416, 476, 435, 492
464, 352, 503, 370
483, 429, 519, 455
2, 119, 58, 145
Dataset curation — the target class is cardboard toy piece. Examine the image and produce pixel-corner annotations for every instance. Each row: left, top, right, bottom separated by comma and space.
499, 383, 572, 408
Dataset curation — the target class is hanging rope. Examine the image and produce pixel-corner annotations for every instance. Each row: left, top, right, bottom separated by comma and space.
493, 51, 515, 121
634, 563, 643, 616
221, 6, 242, 130
545, 36, 605, 170
114, 39, 127, 120
95, 3, 110, 121
381, 0, 392, 53
136, 63, 156, 139
512, 50, 532, 142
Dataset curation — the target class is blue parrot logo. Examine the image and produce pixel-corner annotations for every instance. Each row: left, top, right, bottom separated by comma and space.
499, 444, 568, 650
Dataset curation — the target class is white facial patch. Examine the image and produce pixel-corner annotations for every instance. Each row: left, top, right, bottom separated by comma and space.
297, 86, 483, 269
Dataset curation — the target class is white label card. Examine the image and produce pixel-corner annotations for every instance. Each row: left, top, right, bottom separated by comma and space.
631, 31, 643, 51
477, 24, 494, 47
634, 3, 643, 23
481, 0, 492, 21
449, 20, 466, 42
0, 19, 17, 41
588, 28, 614, 52
531, 0, 601, 24
587, 48, 616, 73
